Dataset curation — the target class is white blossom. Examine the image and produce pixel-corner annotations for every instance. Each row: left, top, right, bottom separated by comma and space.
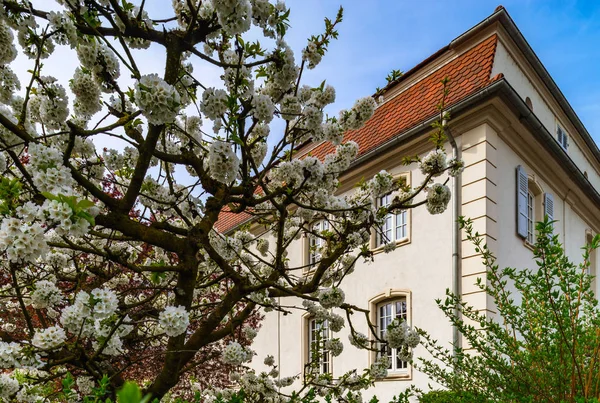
200, 88, 229, 120
420, 149, 447, 177
70, 68, 102, 117
222, 341, 250, 365
324, 338, 343, 356
426, 183, 451, 215
32, 326, 67, 350
318, 287, 345, 308
0, 24, 17, 65
0, 341, 21, 368
0, 374, 19, 400
31, 280, 63, 309
158, 305, 190, 337
134, 74, 181, 125
207, 141, 240, 183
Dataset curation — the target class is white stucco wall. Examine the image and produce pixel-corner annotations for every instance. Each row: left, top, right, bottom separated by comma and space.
493, 135, 598, 293
491, 40, 600, 195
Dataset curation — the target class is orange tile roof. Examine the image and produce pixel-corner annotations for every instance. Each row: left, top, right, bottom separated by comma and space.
308, 34, 498, 161
216, 34, 499, 233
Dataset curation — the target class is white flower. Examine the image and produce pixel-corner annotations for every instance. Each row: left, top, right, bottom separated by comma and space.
318, 288, 345, 308
264, 355, 275, 366
302, 40, 322, 69
158, 305, 190, 337
385, 319, 407, 349
251, 94, 275, 123
242, 326, 257, 340
256, 238, 269, 256
328, 313, 345, 332
91, 288, 119, 319
0, 218, 48, 263
448, 157, 465, 177
48, 11, 77, 46
369, 356, 389, 379
426, 183, 451, 215
324, 338, 343, 356
200, 87, 229, 120
339, 97, 376, 131
420, 149, 447, 177
0, 24, 17, 65
0, 66, 20, 104
70, 68, 102, 117
222, 342, 250, 365
60, 291, 93, 336
76, 376, 95, 395
31, 280, 63, 309
207, 141, 240, 183
0, 341, 21, 368
32, 326, 67, 350
134, 74, 181, 125
214, 0, 252, 35
406, 328, 420, 348
0, 373, 19, 400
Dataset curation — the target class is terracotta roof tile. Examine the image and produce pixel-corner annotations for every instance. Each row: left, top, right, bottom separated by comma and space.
216, 34, 499, 233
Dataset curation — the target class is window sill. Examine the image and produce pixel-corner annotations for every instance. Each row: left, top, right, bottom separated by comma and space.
371, 237, 410, 255
375, 371, 412, 382
523, 239, 535, 251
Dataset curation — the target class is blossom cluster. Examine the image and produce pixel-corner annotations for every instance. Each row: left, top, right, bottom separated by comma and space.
158, 305, 190, 337
134, 74, 181, 125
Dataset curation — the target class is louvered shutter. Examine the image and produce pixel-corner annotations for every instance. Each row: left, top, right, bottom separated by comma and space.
516, 165, 529, 238
544, 193, 554, 223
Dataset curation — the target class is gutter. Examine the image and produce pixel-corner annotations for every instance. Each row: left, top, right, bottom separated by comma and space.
445, 125, 461, 356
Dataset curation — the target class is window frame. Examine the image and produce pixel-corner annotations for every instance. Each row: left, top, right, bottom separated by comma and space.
308, 219, 329, 266
303, 315, 332, 376
368, 290, 413, 381
556, 121, 569, 151
524, 176, 544, 248
303, 219, 331, 274
371, 173, 411, 252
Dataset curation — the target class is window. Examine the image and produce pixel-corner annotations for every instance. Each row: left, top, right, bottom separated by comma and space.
309, 220, 329, 266
527, 190, 535, 244
377, 193, 408, 247
517, 166, 552, 245
557, 123, 568, 150
308, 318, 330, 374
377, 298, 408, 373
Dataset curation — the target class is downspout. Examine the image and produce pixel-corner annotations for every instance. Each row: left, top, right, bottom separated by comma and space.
445, 124, 461, 356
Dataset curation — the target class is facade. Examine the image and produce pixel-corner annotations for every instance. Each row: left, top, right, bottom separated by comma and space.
218, 6, 600, 401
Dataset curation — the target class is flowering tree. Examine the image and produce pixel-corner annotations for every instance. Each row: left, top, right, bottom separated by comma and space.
0, 0, 463, 401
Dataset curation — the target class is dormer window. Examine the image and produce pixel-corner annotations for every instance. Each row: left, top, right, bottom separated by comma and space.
557, 123, 568, 150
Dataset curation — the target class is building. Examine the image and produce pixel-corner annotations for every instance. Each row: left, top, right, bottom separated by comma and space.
218, 6, 600, 401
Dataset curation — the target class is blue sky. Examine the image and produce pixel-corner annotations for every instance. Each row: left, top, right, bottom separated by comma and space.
282, 0, 600, 141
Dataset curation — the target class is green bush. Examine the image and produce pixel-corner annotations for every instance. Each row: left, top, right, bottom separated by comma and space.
419, 390, 486, 403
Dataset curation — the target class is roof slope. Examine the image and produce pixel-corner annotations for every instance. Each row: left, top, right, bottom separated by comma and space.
309, 34, 498, 161
215, 34, 499, 233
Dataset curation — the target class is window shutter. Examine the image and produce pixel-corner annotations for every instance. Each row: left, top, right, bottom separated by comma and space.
516, 165, 529, 238
544, 193, 554, 222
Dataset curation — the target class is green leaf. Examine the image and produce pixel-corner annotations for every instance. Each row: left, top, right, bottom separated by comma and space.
117, 382, 142, 403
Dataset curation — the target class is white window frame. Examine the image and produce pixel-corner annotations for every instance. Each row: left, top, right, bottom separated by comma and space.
527, 190, 535, 244
376, 298, 409, 373
557, 122, 568, 150
309, 220, 329, 266
376, 193, 408, 247
308, 318, 330, 375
